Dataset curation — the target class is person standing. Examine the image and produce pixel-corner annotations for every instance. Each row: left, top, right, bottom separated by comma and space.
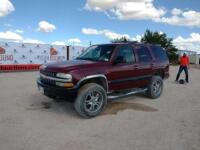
175, 53, 190, 83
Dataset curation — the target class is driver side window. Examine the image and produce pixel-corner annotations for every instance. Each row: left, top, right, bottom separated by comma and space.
116, 45, 135, 64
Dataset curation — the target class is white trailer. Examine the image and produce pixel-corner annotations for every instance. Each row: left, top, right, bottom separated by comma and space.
189, 54, 200, 64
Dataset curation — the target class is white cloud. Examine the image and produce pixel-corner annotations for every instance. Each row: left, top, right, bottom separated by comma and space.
85, 0, 166, 20
0, 0, 15, 17
82, 27, 130, 40
82, 28, 99, 35
173, 33, 200, 53
85, 0, 117, 11
52, 38, 82, 46
22, 39, 44, 44
51, 41, 66, 45
37, 21, 56, 32
0, 31, 23, 40
0, 30, 44, 44
15, 29, 24, 33
82, 27, 144, 43
154, 9, 200, 28
131, 35, 142, 42
85, 1, 200, 28
67, 38, 82, 44
103, 30, 130, 39
171, 8, 182, 16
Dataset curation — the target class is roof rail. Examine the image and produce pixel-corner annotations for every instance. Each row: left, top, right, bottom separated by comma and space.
127, 41, 140, 44
140, 42, 162, 46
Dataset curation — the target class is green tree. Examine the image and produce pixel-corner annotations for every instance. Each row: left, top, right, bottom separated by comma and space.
141, 30, 178, 63
111, 36, 129, 43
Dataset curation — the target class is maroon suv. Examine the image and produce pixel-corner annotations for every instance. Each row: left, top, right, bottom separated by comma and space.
37, 42, 169, 118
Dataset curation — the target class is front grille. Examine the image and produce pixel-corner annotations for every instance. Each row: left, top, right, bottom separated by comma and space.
40, 70, 56, 77
40, 77, 56, 86
40, 70, 57, 86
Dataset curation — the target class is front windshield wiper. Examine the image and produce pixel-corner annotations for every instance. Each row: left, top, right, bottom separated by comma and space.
76, 57, 98, 61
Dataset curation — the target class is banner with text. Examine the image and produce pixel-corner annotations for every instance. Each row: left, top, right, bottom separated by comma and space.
0, 42, 85, 65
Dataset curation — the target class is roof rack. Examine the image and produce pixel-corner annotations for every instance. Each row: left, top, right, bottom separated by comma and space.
140, 42, 162, 46
127, 41, 140, 44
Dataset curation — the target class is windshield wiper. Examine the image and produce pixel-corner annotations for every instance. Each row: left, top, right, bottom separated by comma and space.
76, 57, 98, 61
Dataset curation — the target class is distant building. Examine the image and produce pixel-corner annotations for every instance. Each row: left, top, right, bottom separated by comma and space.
177, 50, 197, 56
190, 54, 200, 64
177, 50, 200, 64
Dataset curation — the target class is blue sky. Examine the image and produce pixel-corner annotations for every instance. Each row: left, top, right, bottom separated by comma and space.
0, 0, 200, 52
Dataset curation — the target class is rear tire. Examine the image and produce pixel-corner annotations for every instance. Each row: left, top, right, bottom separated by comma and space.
146, 76, 163, 99
74, 83, 107, 118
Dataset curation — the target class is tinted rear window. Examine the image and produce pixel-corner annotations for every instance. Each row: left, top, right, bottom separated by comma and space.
151, 46, 168, 61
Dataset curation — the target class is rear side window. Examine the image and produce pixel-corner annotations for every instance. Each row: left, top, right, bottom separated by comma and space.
137, 46, 152, 63
151, 46, 168, 61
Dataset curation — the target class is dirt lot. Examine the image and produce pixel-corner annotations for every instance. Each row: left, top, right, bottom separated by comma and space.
0, 66, 200, 150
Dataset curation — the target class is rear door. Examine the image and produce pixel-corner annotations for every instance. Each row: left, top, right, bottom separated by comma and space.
134, 46, 153, 87
150, 46, 169, 77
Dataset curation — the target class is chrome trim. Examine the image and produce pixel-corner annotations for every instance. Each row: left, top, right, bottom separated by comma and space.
40, 73, 71, 82
76, 74, 109, 92
108, 88, 148, 100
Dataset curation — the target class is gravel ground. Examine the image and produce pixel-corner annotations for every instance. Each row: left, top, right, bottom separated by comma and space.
0, 66, 200, 150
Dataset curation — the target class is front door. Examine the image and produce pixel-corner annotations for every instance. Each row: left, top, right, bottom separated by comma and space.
108, 45, 138, 91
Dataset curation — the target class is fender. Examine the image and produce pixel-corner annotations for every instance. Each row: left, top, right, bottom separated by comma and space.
75, 74, 109, 92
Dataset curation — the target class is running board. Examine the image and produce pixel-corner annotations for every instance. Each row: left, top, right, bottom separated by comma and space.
108, 88, 148, 100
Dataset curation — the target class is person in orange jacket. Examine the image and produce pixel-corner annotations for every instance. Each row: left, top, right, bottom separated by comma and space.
175, 53, 189, 83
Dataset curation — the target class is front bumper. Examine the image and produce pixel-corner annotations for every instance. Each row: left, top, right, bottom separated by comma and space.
37, 79, 78, 99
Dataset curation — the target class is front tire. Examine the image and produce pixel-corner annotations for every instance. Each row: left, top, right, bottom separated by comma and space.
146, 76, 163, 99
74, 83, 107, 118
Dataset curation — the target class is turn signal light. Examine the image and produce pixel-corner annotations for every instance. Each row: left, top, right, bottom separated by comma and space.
56, 82, 74, 88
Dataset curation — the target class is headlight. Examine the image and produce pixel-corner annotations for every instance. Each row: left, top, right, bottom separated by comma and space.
56, 73, 72, 81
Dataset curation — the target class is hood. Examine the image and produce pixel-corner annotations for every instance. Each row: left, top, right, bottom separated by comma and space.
45, 60, 107, 72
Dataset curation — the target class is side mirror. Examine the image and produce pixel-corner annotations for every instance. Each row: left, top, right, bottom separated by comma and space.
114, 56, 125, 64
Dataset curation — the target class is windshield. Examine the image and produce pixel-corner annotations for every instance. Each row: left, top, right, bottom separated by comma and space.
76, 45, 116, 62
